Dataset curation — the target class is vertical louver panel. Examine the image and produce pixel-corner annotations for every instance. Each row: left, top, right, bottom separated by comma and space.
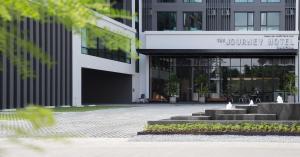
285, 0, 296, 31
143, 0, 153, 31
206, 0, 231, 31
0, 18, 73, 109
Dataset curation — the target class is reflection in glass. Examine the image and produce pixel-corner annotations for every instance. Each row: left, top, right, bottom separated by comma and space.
231, 58, 240, 66
157, 12, 177, 31
150, 56, 295, 103
183, 12, 202, 31
235, 12, 254, 31
221, 58, 230, 66
261, 12, 280, 31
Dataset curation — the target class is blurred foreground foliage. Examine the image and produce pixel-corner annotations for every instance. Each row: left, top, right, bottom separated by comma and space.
0, 106, 56, 153
0, 0, 138, 78
0, 105, 55, 136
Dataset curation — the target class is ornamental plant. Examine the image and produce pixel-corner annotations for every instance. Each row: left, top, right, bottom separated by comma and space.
194, 74, 209, 99
284, 73, 298, 95
167, 73, 179, 97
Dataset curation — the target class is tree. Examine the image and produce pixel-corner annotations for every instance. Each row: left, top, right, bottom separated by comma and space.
0, 0, 137, 78
0, 0, 136, 152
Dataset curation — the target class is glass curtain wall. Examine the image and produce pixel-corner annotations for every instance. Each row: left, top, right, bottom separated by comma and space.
150, 56, 295, 102
81, 28, 131, 63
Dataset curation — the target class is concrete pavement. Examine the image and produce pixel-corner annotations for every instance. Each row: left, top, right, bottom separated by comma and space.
1, 138, 300, 157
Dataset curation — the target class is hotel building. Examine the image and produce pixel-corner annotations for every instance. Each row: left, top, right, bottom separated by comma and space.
1, 0, 300, 109
138, 0, 300, 103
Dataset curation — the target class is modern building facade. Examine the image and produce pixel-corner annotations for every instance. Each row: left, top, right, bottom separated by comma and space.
1, 0, 300, 109
137, 0, 300, 103
0, 0, 139, 109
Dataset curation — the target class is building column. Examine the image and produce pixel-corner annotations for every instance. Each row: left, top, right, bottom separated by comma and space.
139, 54, 150, 99
139, 0, 143, 34
296, 42, 300, 103
72, 33, 82, 106
296, 0, 299, 31
131, 0, 136, 29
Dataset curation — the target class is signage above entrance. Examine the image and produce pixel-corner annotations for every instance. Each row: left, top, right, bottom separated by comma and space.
143, 32, 299, 50
217, 35, 296, 49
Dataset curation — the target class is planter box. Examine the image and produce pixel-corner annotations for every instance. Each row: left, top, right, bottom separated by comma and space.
199, 97, 205, 103
169, 97, 176, 103
287, 96, 295, 103
258, 103, 300, 120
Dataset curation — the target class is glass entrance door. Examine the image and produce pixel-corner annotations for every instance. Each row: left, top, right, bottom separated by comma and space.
177, 66, 192, 101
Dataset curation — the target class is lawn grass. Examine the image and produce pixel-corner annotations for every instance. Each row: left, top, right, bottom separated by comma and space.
0, 113, 19, 120
51, 105, 126, 112
141, 122, 300, 135
0, 106, 127, 115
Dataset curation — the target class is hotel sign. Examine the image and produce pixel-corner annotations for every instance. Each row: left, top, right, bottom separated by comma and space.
217, 35, 297, 49
144, 32, 299, 50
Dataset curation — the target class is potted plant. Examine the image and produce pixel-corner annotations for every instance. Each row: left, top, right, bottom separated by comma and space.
284, 73, 298, 103
194, 74, 209, 103
167, 73, 179, 103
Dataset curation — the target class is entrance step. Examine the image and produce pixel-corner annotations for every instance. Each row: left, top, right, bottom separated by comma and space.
205, 109, 247, 120
170, 116, 211, 120
235, 105, 258, 114
215, 114, 277, 120
192, 112, 205, 116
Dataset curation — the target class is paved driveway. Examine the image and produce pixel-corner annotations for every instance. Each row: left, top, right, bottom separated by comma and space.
2, 104, 300, 143
48, 104, 224, 138
0, 104, 224, 138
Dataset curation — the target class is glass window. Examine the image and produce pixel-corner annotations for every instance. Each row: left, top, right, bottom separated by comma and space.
81, 27, 131, 63
221, 58, 230, 66
235, 0, 254, 2
150, 56, 295, 103
231, 58, 241, 66
235, 12, 254, 31
157, 12, 177, 31
261, 0, 280, 2
241, 58, 251, 67
183, 12, 202, 31
261, 12, 280, 31
184, 0, 202, 2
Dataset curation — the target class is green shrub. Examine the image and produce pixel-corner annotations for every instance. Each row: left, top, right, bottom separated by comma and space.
143, 122, 300, 135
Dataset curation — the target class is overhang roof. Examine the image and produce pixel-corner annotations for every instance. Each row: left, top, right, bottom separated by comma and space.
137, 49, 297, 56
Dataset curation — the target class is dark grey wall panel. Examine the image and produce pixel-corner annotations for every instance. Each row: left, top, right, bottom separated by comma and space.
0, 55, 2, 109
2, 21, 8, 109
82, 68, 132, 104
0, 18, 73, 109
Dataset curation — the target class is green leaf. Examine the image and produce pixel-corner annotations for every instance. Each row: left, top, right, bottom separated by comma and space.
0, 5, 12, 21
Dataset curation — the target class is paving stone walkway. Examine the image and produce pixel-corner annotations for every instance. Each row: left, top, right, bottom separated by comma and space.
0, 104, 223, 138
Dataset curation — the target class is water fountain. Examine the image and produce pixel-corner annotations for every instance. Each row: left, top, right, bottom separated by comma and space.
226, 102, 233, 110
249, 100, 254, 106
276, 95, 284, 103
